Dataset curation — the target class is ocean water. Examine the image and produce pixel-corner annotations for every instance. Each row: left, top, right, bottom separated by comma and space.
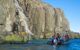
0, 39, 80, 50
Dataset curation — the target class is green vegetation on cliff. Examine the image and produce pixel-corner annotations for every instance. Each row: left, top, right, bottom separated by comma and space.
1, 34, 29, 43
0, 0, 80, 43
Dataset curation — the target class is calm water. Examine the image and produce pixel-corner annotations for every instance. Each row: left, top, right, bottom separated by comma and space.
0, 39, 80, 50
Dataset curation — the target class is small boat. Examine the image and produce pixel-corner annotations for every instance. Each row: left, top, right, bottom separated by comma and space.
47, 38, 69, 45
47, 41, 62, 45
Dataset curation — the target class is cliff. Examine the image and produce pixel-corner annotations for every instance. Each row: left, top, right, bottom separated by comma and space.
16, 0, 70, 38
0, 0, 79, 41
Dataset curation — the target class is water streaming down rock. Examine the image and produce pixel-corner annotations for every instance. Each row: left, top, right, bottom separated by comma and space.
14, 0, 33, 35
4, 0, 33, 35
0, 0, 80, 39
5, 15, 12, 33
0, 0, 74, 38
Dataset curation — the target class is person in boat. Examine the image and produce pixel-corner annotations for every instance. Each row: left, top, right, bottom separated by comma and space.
53, 37, 58, 45
51, 35, 54, 44
58, 36, 64, 45
51, 33, 64, 45
51, 33, 70, 45
64, 34, 69, 41
51, 33, 61, 45
56, 33, 64, 45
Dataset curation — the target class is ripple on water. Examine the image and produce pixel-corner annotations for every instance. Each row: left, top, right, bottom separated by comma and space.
69, 43, 80, 50
0, 39, 80, 50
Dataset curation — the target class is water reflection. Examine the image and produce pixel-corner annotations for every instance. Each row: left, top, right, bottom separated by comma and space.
0, 39, 80, 50
26, 45, 54, 50
53, 45, 57, 50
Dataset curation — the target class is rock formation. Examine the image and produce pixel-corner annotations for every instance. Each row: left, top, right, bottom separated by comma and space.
0, 0, 79, 40
17, 0, 70, 38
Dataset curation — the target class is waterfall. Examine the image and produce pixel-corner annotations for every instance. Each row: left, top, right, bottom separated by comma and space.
14, 0, 33, 35
5, 14, 12, 32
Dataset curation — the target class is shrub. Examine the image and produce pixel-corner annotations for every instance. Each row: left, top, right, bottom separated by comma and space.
4, 34, 24, 42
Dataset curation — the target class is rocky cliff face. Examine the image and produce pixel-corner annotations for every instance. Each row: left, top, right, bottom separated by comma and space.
0, 0, 15, 35
0, 0, 73, 39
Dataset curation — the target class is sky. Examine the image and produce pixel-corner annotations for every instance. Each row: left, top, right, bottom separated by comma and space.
42, 0, 80, 33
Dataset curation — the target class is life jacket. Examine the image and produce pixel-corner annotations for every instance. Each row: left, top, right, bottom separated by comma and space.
54, 39, 57, 43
